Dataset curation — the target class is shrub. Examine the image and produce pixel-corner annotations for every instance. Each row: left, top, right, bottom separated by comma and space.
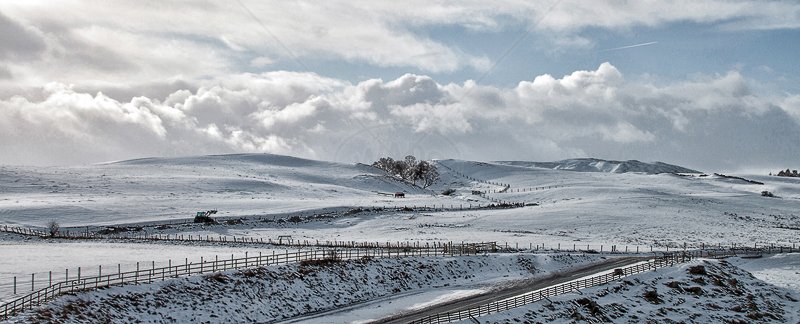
46, 220, 60, 237
665, 281, 682, 290
761, 191, 775, 197
576, 298, 603, 315
642, 289, 662, 304
441, 188, 456, 196
288, 216, 303, 223
688, 265, 707, 275
299, 258, 340, 267
344, 208, 365, 216
205, 272, 229, 283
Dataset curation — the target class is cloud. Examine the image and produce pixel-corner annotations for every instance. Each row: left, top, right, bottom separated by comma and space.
1, 0, 799, 87
0, 12, 46, 61
780, 95, 800, 121
0, 63, 798, 170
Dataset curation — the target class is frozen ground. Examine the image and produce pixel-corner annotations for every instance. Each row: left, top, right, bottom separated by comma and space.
475, 257, 800, 323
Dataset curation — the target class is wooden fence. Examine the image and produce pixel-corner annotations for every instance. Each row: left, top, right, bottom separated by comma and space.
0, 226, 47, 237
0, 245, 481, 320
410, 253, 697, 324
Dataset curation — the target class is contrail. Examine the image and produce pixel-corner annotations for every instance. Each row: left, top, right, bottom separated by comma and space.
598, 41, 658, 52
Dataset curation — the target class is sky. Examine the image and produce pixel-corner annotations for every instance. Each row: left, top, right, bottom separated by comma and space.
0, 0, 799, 171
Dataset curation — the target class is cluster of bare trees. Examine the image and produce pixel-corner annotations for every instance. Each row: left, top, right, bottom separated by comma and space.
372, 155, 439, 188
773, 169, 799, 177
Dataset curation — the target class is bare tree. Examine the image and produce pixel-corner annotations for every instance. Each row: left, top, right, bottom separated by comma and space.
47, 220, 60, 237
371, 157, 394, 171
403, 155, 418, 180
415, 161, 439, 188
372, 155, 439, 188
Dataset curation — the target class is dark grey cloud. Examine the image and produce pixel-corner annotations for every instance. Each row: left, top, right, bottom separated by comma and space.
0, 12, 46, 60
0, 65, 12, 79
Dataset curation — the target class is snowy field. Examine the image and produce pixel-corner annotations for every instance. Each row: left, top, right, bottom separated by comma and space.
2, 153, 800, 322
2, 154, 798, 249
0, 234, 300, 303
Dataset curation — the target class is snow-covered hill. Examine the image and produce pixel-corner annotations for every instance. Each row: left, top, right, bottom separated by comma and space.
477, 256, 800, 323
0, 153, 445, 227
495, 158, 700, 174
1, 154, 798, 247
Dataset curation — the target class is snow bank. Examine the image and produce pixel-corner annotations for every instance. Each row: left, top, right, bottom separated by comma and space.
475, 258, 800, 323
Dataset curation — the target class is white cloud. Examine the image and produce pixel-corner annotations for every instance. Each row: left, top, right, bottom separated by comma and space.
780, 95, 800, 121
1, 0, 799, 88
0, 63, 798, 170
249, 56, 275, 68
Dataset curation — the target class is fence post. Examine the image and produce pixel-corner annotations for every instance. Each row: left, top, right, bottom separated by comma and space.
13, 276, 16, 295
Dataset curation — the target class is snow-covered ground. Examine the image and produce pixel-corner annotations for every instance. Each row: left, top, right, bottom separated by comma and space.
0, 154, 451, 228
729, 253, 800, 293
475, 257, 800, 323
12, 254, 606, 323
2, 153, 800, 322
4, 154, 797, 249
0, 233, 300, 302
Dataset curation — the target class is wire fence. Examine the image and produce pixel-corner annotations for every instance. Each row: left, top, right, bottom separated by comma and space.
7, 223, 796, 256
0, 243, 485, 320
435, 161, 559, 205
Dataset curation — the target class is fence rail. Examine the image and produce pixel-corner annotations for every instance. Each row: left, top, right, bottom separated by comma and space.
410, 249, 751, 324
6, 223, 796, 257
435, 161, 542, 205
0, 244, 484, 320
411, 253, 700, 324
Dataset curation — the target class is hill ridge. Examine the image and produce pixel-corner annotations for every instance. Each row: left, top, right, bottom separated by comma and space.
494, 158, 699, 174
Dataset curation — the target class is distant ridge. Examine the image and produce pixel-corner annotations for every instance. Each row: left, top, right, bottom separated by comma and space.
108, 153, 332, 167
495, 158, 700, 174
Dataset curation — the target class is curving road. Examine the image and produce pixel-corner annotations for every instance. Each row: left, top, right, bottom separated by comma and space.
375, 256, 649, 324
